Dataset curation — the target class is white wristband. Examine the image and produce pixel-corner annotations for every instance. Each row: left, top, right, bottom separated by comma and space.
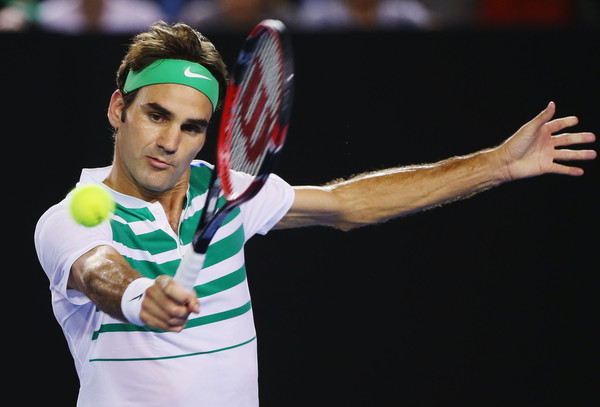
121, 277, 154, 326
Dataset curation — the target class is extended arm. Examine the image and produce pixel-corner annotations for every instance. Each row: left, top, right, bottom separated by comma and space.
277, 102, 596, 231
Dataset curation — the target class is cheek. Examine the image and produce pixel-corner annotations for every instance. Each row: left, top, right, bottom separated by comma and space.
119, 121, 157, 151
183, 135, 207, 159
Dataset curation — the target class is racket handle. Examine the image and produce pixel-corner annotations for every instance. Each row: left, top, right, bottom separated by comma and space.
173, 246, 206, 292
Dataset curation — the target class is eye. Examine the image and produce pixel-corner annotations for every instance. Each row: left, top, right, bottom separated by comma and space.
181, 124, 205, 135
148, 112, 165, 123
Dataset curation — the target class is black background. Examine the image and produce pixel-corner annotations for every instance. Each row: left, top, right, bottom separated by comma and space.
4, 27, 598, 406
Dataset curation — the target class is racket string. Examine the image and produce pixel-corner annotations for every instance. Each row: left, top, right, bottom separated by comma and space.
229, 32, 283, 180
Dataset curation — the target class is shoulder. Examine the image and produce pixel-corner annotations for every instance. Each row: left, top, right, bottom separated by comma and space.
35, 196, 114, 305
35, 197, 114, 251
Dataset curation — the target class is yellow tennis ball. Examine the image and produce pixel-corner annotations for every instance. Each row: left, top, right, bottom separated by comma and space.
69, 184, 115, 227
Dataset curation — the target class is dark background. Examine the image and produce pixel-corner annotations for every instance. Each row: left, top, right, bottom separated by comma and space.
4, 28, 598, 406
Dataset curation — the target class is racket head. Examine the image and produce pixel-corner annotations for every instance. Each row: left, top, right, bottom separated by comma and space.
216, 19, 294, 202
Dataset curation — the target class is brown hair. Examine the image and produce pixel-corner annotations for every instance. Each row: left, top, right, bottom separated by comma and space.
116, 21, 228, 115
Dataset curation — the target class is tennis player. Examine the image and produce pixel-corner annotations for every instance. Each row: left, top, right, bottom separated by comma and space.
34, 21, 595, 407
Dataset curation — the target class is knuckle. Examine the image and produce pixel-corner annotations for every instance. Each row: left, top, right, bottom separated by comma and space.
166, 314, 188, 329
143, 285, 159, 301
164, 303, 181, 316
165, 303, 189, 319
156, 275, 173, 291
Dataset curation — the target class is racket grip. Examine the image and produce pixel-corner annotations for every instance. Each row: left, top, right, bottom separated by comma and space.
173, 246, 206, 292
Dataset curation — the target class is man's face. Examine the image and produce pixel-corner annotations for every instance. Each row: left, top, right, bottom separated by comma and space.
108, 84, 213, 198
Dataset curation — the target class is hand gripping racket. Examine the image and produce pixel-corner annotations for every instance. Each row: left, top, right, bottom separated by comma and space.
174, 19, 294, 291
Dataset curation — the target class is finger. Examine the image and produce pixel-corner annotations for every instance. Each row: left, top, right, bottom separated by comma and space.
143, 287, 191, 320
156, 275, 200, 314
157, 275, 195, 305
553, 132, 596, 147
554, 148, 597, 162
144, 286, 191, 318
550, 162, 585, 176
188, 296, 200, 314
545, 116, 579, 134
528, 101, 556, 129
140, 301, 189, 332
143, 278, 195, 330
157, 275, 199, 315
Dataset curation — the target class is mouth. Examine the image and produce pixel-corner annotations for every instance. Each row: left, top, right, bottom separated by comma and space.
145, 156, 172, 169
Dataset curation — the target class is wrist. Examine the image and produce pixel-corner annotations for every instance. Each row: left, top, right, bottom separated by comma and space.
121, 277, 154, 326
480, 145, 513, 185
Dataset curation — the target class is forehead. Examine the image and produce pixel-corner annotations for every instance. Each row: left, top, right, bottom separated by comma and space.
134, 83, 213, 120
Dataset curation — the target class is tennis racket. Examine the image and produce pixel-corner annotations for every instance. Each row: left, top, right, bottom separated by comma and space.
174, 19, 294, 291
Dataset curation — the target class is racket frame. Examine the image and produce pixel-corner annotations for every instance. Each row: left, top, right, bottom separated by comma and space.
174, 19, 294, 291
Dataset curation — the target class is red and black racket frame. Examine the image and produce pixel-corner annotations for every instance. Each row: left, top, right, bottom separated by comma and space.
190, 20, 294, 255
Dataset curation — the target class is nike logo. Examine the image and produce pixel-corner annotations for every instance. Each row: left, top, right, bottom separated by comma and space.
184, 67, 212, 80
129, 293, 144, 302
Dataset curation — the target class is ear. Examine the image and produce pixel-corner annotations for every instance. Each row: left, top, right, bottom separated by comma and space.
107, 90, 125, 129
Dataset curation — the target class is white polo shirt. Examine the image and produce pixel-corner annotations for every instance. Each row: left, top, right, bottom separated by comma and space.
34, 160, 295, 407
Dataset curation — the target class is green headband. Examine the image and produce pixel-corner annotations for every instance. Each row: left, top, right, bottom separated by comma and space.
123, 59, 219, 111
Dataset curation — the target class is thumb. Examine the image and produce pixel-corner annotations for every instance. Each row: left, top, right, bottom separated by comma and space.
160, 275, 199, 314
530, 101, 556, 129
157, 275, 195, 303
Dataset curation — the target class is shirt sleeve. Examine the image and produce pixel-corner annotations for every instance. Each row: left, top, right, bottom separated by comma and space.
34, 199, 114, 305
232, 171, 295, 240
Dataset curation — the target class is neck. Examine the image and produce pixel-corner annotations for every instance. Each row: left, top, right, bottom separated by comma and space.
104, 164, 190, 235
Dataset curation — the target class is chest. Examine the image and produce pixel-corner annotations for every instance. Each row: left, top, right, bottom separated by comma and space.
109, 201, 244, 279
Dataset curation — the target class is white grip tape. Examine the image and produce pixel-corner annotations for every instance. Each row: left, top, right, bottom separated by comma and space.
173, 247, 206, 292
121, 277, 155, 326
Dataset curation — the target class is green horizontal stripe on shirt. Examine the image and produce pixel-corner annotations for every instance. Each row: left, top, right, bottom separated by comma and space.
188, 163, 213, 192
202, 222, 245, 268
195, 264, 247, 298
113, 227, 179, 255
179, 202, 240, 247
113, 205, 156, 223
91, 300, 252, 340
119, 223, 246, 279
89, 336, 257, 362
123, 257, 180, 279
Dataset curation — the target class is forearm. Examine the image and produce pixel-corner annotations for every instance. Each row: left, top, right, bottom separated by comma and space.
68, 245, 199, 330
69, 245, 142, 322
282, 147, 507, 231
336, 147, 506, 225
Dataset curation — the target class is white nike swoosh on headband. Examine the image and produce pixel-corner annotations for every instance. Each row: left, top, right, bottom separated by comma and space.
184, 67, 212, 80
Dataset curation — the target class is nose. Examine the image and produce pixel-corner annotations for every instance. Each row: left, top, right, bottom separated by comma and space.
156, 125, 181, 154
